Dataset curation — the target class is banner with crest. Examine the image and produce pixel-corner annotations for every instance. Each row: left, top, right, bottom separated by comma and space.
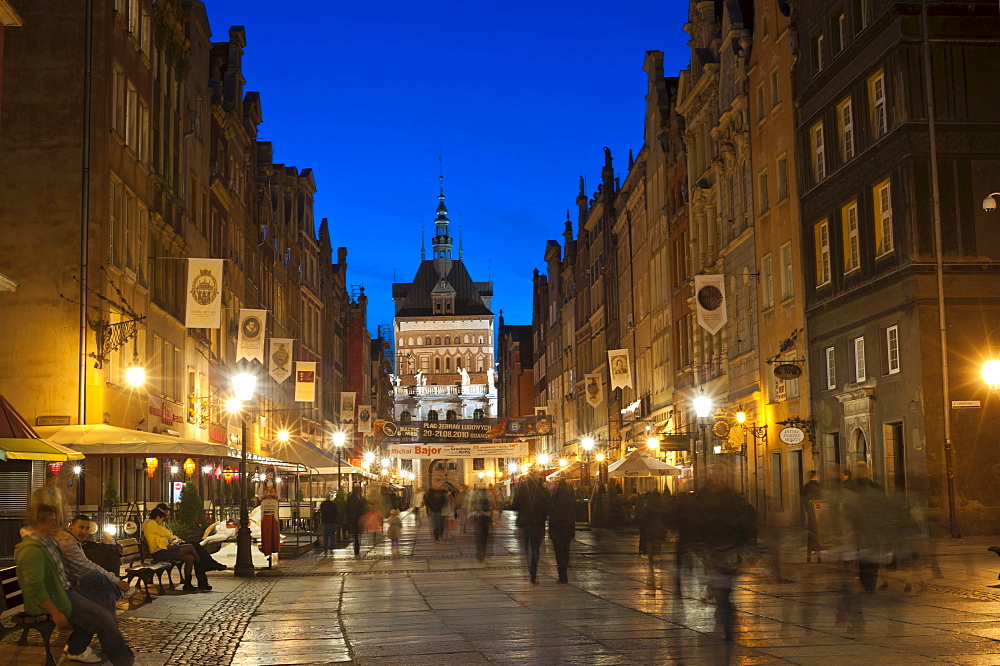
268, 338, 293, 384
185, 259, 223, 328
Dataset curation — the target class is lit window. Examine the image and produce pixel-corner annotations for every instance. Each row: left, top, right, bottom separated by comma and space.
843, 201, 860, 272
811, 122, 826, 182
838, 98, 855, 161
869, 70, 887, 138
815, 220, 831, 286
886, 325, 900, 374
854, 336, 866, 382
826, 346, 837, 390
874, 179, 893, 255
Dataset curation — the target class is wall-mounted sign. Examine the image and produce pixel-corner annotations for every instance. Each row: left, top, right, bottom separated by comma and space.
951, 400, 981, 409
36, 415, 71, 426
774, 363, 802, 380
778, 426, 806, 445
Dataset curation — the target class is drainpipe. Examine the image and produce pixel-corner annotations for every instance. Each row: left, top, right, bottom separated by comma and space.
922, 0, 958, 537
78, 0, 93, 425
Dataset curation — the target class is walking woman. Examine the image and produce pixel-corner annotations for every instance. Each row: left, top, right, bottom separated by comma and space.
549, 480, 576, 584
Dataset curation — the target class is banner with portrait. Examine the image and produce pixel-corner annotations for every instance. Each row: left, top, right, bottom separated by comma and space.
608, 349, 632, 390
294, 362, 317, 402
339, 392, 356, 424
184, 258, 223, 328
268, 338, 294, 384
236, 309, 266, 363
694, 273, 728, 335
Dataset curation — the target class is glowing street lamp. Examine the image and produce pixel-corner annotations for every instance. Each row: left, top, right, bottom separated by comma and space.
332, 430, 346, 491
507, 461, 519, 474
693, 393, 713, 490
230, 366, 257, 578
277, 429, 290, 443
646, 437, 659, 450
984, 360, 1000, 390
536, 453, 550, 466
125, 364, 145, 388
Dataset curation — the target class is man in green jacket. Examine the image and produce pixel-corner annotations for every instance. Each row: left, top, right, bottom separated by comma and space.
15, 503, 134, 665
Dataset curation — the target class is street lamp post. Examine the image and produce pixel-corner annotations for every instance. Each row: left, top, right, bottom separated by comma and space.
73, 464, 82, 514
581, 437, 594, 488
693, 394, 713, 490
231, 369, 257, 578
332, 431, 346, 494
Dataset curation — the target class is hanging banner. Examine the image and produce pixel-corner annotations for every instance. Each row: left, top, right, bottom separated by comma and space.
236, 309, 267, 363
357, 405, 372, 433
694, 273, 727, 335
185, 258, 223, 328
268, 338, 294, 384
339, 392, 356, 424
584, 374, 603, 408
387, 441, 530, 459
378, 415, 553, 443
294, 362, 317, 402
608, 349, 633, 390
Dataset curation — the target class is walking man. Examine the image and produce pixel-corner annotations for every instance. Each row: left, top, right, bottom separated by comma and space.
319, 494, 340, 554
511, 469, 550, 584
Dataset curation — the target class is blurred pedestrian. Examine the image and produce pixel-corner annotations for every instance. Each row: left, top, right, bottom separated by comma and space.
320, 494, 340, 554
801, 470, 824, 563
548, 480, 575, 583
511, 470, 550, 584
346, 486, 366, 556
423, 487, 447, 542
470, 488, 493, 562
386, 509, 403, 552
640, 489, 670, 572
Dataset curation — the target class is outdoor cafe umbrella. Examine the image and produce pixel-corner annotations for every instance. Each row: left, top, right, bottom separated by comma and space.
606, 449, 680, 478
0, 392, 85, 462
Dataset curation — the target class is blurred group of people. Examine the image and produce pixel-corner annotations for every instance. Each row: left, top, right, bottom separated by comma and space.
421, 483, 503, 561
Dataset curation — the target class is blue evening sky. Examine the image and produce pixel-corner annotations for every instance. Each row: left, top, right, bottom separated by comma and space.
206, 1, 690, 334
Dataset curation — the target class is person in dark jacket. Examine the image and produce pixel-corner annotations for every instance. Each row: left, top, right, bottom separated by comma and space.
423, 487, 447, 542
345, 486, 367, 556
319, 495, 340, 553
511, 471, 550, 583
548, 480, 576, 583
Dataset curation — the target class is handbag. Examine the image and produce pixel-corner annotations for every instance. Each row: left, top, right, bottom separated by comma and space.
83, 540, 122, 574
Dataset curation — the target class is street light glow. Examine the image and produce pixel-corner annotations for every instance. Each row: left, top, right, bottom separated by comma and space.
595, 453, 606, 462
558, 458, 568, 467
202, 465, 213, 474
277, 429, 290, 442
226, 398, 243, 414
694, 395, 712, 418
364, 451, 376, 465
332, 431, 347, 447
984, 360, 1000, 390
72, 465, 82, 475
646, 437, 658, 449
508, 462, 519, 474
170, 465, 178, 474
231, 371, 257, 401
581, 437, 594, 451
125, 365, 145, 388
536, 453, 550, 465
381, 458, 391, 468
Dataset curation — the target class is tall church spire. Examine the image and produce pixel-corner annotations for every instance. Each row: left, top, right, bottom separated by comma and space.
432, 171, 453, 262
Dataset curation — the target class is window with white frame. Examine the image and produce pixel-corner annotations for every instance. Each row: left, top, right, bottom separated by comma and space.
811, 122, 826, 182
812, 33, 825, 72
869, 70, 887, 138
780, 242, 794, 300
825, 346, 837, 389
854, 336, 866, 381
886, 325, 900, 374
874, 179, 893, 255
762, 254, 774, 309
844, 201, 860, 272
838, 98, 855, 161
816, 220, 831, 286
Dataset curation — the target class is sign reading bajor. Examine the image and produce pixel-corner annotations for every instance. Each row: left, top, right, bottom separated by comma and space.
388, 442, 530, 459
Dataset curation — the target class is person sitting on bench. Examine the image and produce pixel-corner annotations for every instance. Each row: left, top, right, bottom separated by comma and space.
142, 509, 208, 592
55, 514, 135, 614
152, 504, 226, 572
16, 503, 134, 665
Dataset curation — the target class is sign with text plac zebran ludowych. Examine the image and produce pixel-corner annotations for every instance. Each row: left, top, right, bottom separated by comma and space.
377, 416, 553, 444
608, 349, 632, 390
185, 258, 223, 328
694, 273, 727, 334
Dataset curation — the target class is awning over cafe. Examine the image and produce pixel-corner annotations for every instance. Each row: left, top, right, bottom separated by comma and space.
35, 424, 239, 458
0, 437, 85, 462
546, 460, 587, 482
267, 438, 339, 470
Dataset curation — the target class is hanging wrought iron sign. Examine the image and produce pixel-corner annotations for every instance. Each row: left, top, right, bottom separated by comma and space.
774, 363, 802, 380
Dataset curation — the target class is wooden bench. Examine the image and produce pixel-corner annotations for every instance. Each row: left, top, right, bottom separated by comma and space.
0, 566, 57, 666
118, 538, 176, 600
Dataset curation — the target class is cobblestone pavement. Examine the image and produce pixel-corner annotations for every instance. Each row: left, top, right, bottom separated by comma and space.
5, 510, 1000, 665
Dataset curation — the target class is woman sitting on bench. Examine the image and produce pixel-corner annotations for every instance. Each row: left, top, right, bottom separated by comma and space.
142, 509, 204, 592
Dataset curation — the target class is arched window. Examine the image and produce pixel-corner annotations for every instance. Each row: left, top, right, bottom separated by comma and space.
479, 336, 484, 344
425, 337, 431, 345
435, 357, 441, 371
445, 336, 450, 344
446, 410, 457, 421
427, 410, 439, 421
435, 337, 441, 345
398, 338, 403, 347
467, 355, 473, 369
456, 357, 462, 369
407, 337, 414, 346
473, 408, 484, 419
464, 335, 470, 344
400, 411, 412, 423
445, 357, 451, 371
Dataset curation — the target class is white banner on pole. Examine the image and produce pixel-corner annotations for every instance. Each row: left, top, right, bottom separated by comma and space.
268, 338, 294, 384
294, 362, 317, 402
357, 405, 372, 432
340, 392, 356, 424
236, 309, 267, 363
608, 349, 633, 390
584, 374, 603, 408
184, 258, 223, 328
694, 273, 728, 335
